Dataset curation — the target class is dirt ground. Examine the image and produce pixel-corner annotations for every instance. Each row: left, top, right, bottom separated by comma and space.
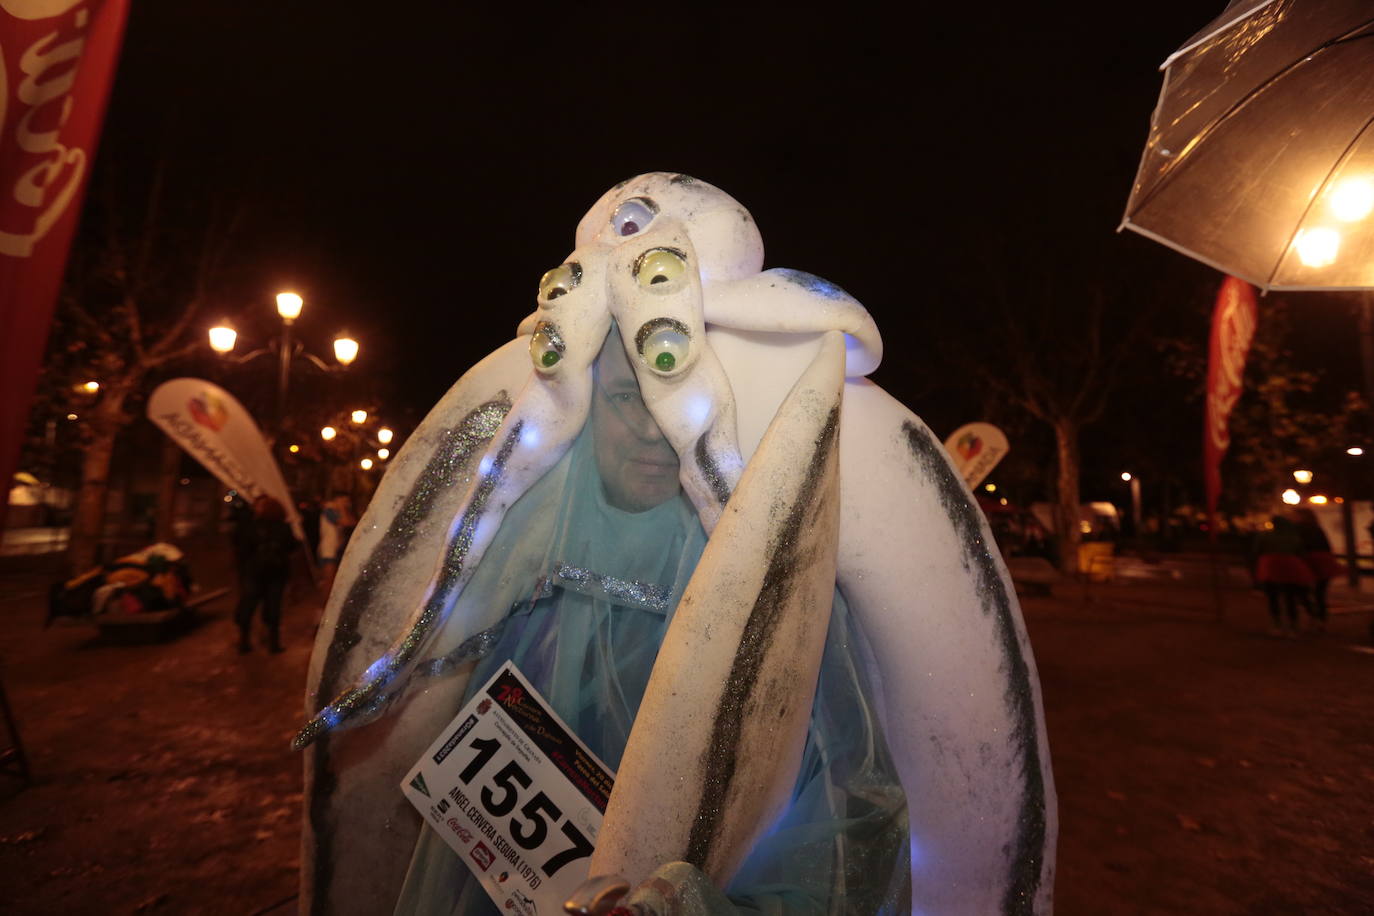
1, 540, 1373, 915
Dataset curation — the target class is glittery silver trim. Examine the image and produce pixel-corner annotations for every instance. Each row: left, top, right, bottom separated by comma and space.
416, 622, 508, 679
294, 418, 524, 751
295, 399, 510, 752
555, 565, 671, 612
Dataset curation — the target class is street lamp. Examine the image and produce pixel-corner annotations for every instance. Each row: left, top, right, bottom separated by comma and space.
360, 457, 374, 470
377, 448, 390, 460
1121, 472, 1142, 536
351, 409, 368, 424
206, 291, 359, 431
1282, 489, 1301, 505
377, 427, 394, 445
1293, 469, 1314, 485
321, 426, 337, 441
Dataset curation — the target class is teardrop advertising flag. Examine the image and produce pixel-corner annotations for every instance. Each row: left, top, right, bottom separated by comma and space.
147, 378, 305, 543
943, 422, 1010, 490
0, 0, 129, 531
1203, 276, 1258, 536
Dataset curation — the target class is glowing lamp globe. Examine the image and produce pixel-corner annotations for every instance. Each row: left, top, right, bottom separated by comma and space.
208, 325, 237, 353
276, 292, 304, 321
334, 336, 359, 366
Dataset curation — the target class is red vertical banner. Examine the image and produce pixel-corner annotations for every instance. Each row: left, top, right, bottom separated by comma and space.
0, 0, 128, 531
1203, 275, 1258, 537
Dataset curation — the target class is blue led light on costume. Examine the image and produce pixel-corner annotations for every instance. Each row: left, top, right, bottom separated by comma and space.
478, 455, 494, 476
684, 394, 712, 428
520, 424, 541, 448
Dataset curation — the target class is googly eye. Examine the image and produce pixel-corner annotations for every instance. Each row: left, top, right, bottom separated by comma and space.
634, 248, 688, 291
611, 197, 657, 237
538, 262, 581, 302
530, 322, 565, 371
636, 318, 691, 375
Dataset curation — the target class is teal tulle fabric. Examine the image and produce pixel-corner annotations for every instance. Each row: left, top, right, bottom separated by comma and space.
394, 351, 909, 914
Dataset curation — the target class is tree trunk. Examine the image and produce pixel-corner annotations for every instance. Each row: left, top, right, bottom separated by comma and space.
154, 435, 182, 542
1052, 416, 1082, 576
66, 389, 130, 574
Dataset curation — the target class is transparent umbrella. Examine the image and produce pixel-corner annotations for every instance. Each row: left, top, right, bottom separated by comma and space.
1121, 0, 1374, 291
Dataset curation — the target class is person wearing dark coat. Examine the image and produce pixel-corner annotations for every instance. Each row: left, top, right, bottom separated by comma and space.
235, 495, 297, 653
1253, 514, 1314, 637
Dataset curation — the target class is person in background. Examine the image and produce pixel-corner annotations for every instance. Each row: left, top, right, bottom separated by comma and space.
228, 494, 255, 589
317, 492, 357, 596
235, 495, 297, 653
1293, 507, 1341, 631
1253, 513, 1314, 638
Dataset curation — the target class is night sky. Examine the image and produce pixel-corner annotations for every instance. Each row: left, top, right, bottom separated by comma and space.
89, 2, 1329, 454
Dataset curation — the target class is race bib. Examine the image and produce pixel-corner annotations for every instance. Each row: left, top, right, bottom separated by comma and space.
402, 662, 615, 915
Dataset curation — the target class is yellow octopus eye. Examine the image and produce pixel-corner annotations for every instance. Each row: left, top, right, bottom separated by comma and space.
634, 248, 688, 291
538, 262, 581, 302
636, 318, 690, 375
530, 322, 565, 371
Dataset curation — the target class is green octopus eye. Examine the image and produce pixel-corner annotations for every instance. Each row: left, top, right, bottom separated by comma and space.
637, 319, 690, 375
538, 262, 581, 302
530, 322, 565, 371
634, 248, 688, 291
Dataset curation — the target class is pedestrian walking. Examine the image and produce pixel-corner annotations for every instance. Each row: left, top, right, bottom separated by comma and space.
317, 492, 356, 596
1293, 507, 1341, 631
235, 495, 297, 654
1253, 514, 1314, 638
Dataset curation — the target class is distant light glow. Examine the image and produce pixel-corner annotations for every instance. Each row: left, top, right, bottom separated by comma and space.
999, 497, 1008, 506
1348, 447, 1365, 456
1120, 472, 1132, 482
1309, 494, 1329, 505
321, 426, 337, 441
1330, 177, 1374, 222
82, 380, 99, 393
334, 336, 359, 366
1293, 469, 1313, 484
377, 448, 390, 460
276, 291, 303, 321
1294, 227, 1340, 268
179, 478, 189, 486
1282, 488, 1301, 505
351, 409, 367, 424
360, 457, 374, 470
208, 324, 237, 353
66, 413, 77, 420
984, 483, 996, 493
1079, 520, 1093, 534
1336, 496, 1346, 504
377, 427, 394, 444
289, 444, 300, 453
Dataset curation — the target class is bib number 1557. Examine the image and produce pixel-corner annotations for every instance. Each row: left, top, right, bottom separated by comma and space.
459, 735, 594, 877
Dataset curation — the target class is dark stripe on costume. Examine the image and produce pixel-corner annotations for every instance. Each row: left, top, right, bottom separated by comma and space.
901, 419, 1047, 915
694, 433, 732, 507
306, 399, 508, 912
685, 404, 840, 866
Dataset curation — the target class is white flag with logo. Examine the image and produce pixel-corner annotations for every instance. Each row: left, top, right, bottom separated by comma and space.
942, 422, 1010, 490
147, 378, 304, 542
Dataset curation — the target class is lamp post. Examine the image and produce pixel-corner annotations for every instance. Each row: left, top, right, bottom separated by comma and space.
1120, 472, 1141, 538
208, 291, 359, 433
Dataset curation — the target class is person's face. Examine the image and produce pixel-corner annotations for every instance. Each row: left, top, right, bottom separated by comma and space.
590, 338, 681, 512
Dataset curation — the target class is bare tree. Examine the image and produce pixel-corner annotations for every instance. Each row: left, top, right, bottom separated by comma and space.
43, 164, 241, 573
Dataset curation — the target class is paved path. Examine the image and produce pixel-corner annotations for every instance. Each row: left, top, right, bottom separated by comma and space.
0, 547, 1371, 913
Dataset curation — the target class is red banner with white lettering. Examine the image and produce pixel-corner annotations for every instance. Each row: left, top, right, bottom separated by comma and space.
1203, 275, 1258, 537
0, 0, 128, 531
